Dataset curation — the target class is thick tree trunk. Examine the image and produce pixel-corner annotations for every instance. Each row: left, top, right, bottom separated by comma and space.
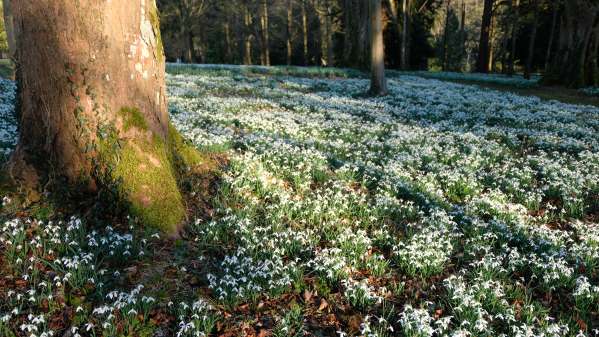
476, 0, 493, 73
287, 0, 293, 65
302, 0, 309, 65
7, 0, 193, 234
524, 2, 538, 80
369, 0, 387, 95
401, 0, 410, 70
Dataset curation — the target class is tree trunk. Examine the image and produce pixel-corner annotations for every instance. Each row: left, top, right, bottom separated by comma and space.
524, 1, 538, 80
287, 0, 293, 65
244, 3, 253, 65
508, 0, 519, 76
401, 0, 410, 70
388, 0, 402, 67
544, 0, 559, 72
317, 0, 334, 66
326, 3, 334, 67
7, 0, 195, 235
261, 0, 270, 66
184, 29, 195, 63
476, 0, 493, 73
543, 0, 599, 87
369, 0, 387, 95
302, 0, 309, 65
358, 0, 371, 69
442, 0, 452, 71
459, 0, 466, 71
343, 0, 354, 65
225, 21, 233, 64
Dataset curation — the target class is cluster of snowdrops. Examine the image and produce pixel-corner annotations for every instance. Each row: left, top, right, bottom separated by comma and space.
0, 65, 598, 336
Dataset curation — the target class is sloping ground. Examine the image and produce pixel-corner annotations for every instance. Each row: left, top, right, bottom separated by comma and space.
0, 66, 598, 336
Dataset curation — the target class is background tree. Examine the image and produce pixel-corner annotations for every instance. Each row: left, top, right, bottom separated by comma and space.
476, 0, 493, 73
370, 0, 388, 95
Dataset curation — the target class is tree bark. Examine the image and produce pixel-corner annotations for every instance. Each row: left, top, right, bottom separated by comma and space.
524, 0, 538, 80
302, 0, 309, 65
184, 29, 195, 63
286, 0, 293, 65
244, 2, 253, 65
317, 0, 334, 66
401, 0, 410, 70
508, 0, 519, 76
543, 0, 599, 87
358, 0, 371, 69
442, 0, 452, 71
369, 0, 387, 95
459, 0, 466, 71
544, 0, 559, 72
261, 0, 270, 66
476, 0, 493, 73
7, 0, 193, 234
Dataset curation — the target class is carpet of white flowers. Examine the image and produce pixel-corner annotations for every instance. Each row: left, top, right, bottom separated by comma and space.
1, 65, 598, 336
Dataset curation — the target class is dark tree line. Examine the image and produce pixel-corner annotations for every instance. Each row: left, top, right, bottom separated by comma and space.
2, 0, 595, 88
156, 0, 439, 71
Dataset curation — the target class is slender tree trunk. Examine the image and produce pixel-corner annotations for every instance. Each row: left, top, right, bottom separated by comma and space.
524, 1, 538, 80
343, 0, 354, 65
185, 29, 194, 63
8, 0, 192, 234
459, 0, 466, 71
508, 0, 519, 76
326, 3, 334, 67
286, 0, 293, 65
388, 0, 402, 68
302, 0, 309, 65
244, 3, 253, 65
317, 0, 334, 66
358, 0, 371, 69
544, 0, 559, 72
477, 0, 493, 73
369, 0, 387, 95
401, 0, 410, 70
442, 0, 452, 71
225, 21, 233, 64
261, 0, 270, 66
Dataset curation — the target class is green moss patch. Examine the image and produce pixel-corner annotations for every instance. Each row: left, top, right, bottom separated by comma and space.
119, 107, 148, 131
112, 135, 185, 234
167, 123, 204, 169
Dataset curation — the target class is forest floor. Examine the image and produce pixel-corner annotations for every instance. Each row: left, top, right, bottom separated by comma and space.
446, 81, 599, 108
0, 64, 598, 337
